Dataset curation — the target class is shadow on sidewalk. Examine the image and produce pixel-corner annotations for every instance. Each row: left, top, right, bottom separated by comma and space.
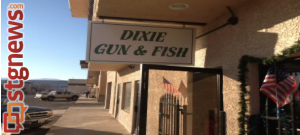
76, 98, 97, 101
74, 96, 105, 107
45, 96, 130, 135
45, 100, 75, 103
47, 126, 126, 135
20, 127, 50, 135
75, 103, 102, 107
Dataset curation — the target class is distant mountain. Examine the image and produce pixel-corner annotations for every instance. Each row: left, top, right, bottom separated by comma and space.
28, 78, 67, 81
28, 80, 69, 92
1, 78, 69, 94
1, 78, 67, 81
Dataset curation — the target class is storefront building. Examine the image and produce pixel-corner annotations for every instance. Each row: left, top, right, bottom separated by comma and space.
68, 79, 90, 94
69, 0, 300, 134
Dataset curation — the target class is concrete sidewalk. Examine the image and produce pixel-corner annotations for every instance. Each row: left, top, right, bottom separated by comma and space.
46, 95, 130, 135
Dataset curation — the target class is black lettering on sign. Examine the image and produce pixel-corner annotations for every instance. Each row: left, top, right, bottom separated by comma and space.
152, 46, 188, 57
94, 44, 131, 55
120, 30, 167, 42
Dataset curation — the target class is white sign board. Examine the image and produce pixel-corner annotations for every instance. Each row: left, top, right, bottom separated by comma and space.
86, 22, 194, 65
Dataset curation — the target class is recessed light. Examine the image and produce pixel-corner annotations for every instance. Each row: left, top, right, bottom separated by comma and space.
168, 3, 189, 10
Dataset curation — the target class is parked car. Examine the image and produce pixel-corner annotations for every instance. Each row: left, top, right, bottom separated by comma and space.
35, 91, 79, 101
1, 96, 53, 129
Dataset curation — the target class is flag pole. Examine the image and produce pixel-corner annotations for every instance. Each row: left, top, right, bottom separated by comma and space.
274, 62, 282, 135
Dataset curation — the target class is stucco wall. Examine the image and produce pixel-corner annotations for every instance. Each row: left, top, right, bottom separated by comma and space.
98, 71, 107, 102
115, 65, 140, 133
91, 0, 300, 134
107, 71, 117, 114
195, 0, 300, 134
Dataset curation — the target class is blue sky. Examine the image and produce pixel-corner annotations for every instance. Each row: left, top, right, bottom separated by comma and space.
1, 0, 88, 80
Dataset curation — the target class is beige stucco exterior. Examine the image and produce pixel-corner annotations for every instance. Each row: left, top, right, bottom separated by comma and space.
111, 65, 140, 133
194, 0, 300, 134
96, 71, 107, 102
70, 0, 300, 134
107, 71, 117, 114
88, 66, 141, 134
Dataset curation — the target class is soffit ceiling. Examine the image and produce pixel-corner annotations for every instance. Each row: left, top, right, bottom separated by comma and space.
88, 62, 129, 71
97, 0, 248, 23
69, 0, 89, 18
87, 71, 99, 84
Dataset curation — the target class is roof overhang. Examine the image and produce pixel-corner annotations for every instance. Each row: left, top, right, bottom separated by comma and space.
68, 0, 89, 18
69, 0, 249, 24
86, 71, 100, 85
96, 0, 248, 24
80, 60, 88, 69
88, 62, 129, 71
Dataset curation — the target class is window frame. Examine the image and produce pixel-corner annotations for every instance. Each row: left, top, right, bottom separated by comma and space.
122, 82, 132, 113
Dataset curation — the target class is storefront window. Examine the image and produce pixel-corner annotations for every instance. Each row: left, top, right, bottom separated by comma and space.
123, 82, 132, 112
257, 57, 300, 135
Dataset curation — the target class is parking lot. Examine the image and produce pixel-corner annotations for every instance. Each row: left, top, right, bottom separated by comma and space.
19, 95, 76, 135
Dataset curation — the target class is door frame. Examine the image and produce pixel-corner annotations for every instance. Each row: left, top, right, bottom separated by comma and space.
132, 80, 140, 133
115, 83, 121, 118
105, 82, 112, 109
136, 64, 224, 135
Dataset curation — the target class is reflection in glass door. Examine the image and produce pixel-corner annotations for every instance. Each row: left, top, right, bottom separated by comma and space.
136, 65, 224, 135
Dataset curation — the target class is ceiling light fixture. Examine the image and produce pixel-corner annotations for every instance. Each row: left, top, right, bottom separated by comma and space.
168, 3, 189, 10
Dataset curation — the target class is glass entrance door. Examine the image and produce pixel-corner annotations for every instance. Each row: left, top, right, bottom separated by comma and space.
136, 64, 224, 135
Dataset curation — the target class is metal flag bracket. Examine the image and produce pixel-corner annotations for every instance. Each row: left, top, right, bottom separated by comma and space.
196, 7, 238, 39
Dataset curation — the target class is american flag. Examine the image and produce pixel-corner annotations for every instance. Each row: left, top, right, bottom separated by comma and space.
163, 77, 178, 94
260, 66, 299, 107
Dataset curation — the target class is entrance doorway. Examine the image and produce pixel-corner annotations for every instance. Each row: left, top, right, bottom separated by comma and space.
105, 82, 112, 109
135, 64, 224, 135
